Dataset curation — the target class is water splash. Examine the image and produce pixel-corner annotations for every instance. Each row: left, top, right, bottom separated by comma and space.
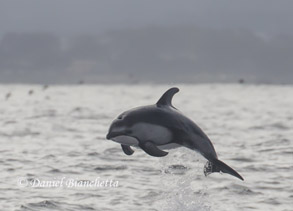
158, 148, 211, 211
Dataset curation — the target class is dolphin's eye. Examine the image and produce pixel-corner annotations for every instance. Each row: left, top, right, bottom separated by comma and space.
117, 114, 123, 119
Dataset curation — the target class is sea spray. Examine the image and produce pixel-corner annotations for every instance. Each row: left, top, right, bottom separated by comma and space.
158, 147, 212, 211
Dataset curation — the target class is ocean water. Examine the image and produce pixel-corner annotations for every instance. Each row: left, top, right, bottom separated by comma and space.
0, 84, 292, 211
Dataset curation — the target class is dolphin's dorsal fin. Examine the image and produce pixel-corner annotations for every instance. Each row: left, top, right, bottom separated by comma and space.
156, 87, 179, 107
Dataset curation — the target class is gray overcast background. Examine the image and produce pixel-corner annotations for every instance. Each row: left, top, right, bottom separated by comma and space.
0, 0, 293, 84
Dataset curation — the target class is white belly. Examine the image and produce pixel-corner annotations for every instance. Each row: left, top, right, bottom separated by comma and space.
131, 123, 173, 145
112, 135, 181, 151
112, 135, 139, 146
113, 135, 181, 150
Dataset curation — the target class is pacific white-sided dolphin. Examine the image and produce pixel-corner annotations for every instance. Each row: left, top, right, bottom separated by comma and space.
106, 87, 244, 180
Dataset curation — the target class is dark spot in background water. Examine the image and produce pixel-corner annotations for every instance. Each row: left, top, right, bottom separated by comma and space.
0, 84, 292, 211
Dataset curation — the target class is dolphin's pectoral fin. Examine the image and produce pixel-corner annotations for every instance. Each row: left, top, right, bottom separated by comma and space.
139, 141, 168, 157
156, 87, 179, 107
121, 144, 134, 155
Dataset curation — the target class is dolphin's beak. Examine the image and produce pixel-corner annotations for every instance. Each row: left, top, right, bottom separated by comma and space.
106, 132, 112, 140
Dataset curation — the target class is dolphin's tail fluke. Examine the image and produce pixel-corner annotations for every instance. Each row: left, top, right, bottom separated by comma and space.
204, 159, 244, 181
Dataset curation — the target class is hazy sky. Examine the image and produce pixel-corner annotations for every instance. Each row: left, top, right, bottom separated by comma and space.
0, 0, 293, 84
1, 0, 293, 36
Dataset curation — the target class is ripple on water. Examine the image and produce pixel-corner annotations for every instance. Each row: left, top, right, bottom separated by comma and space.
230, 157, 255, 162
249, 122, 290, 131
41, 154, 56, 159
230, 184, 261, 195
259, 198, 281, 205
18, 200, 96, 211
47, 168, 62, 174
94, 165, 128, 171
269, 122, 289, 130
133, 166, 161, 176
67, 151, 81, 157
103, 147, 121, 155
100, 148, 125, 161
20, 200, 58, 210
87, 152, 100, 157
